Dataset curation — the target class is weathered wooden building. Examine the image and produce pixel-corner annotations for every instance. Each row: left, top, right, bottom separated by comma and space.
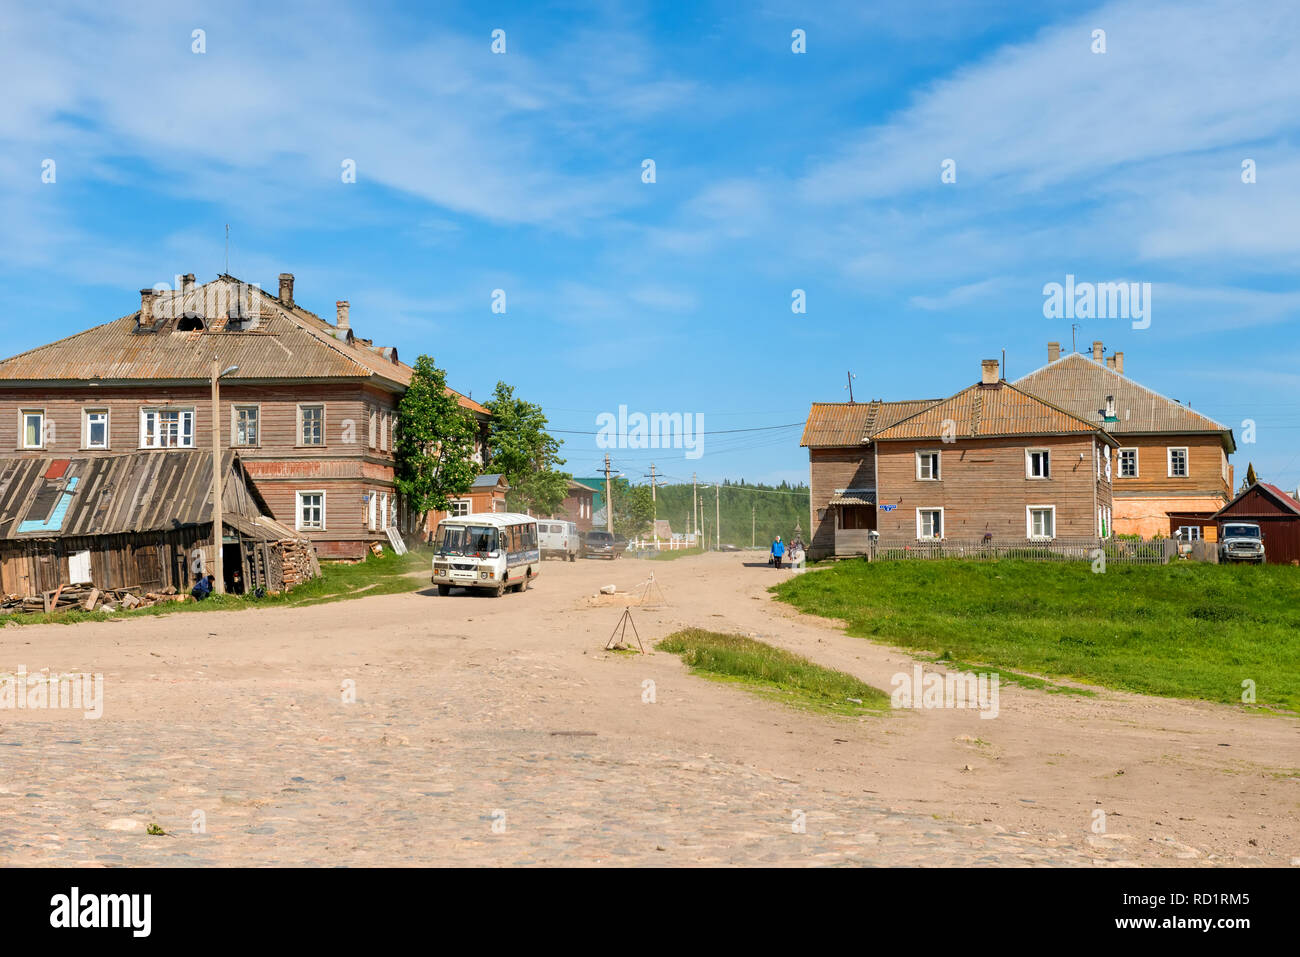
0, 451, 317, 597
1013, 342, 1235, 537
0, 272, 489, 558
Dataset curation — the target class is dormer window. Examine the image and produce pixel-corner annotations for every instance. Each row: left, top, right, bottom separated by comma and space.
177, 315, 206, 331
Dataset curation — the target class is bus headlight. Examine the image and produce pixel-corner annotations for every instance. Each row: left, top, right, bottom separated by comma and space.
480, 570, 489, 580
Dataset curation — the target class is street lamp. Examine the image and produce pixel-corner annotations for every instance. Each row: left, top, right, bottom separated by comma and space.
211, 359, 239, 594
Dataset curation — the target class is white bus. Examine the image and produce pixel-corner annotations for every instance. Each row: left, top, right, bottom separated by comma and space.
431, 512, 541, 597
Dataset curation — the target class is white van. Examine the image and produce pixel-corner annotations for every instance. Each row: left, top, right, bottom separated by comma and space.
538, 520, 579, 561
431, 512, 541, 597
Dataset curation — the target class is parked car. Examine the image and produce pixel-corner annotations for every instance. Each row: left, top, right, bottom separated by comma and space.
1218, 523, 1265, 564
582, 530, 620, 559
538, 520, 579, 561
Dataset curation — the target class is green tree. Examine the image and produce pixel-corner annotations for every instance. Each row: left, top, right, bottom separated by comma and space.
395, 355, 479, 519
484, 381, 570, 515
609, 478, 654, 538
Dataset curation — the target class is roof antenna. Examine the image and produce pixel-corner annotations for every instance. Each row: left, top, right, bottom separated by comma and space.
1071, 323, 1079, 354
224, 224, 230, 275
845, 370, 856, 403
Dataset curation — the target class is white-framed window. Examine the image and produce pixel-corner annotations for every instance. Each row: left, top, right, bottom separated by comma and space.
83, 409, 109, 449
20, 409, 45, 449
380, 491, 389, 530
1177, 525, 1202, 541
380, 411, 389, 452
450, 498, 471, 517
1027, 505, 1056, 540
299, 404, 325, 446
1026, 448, 1050, 479
916, 507, 943, 540
1168, 447, 1188, 478
1118, 448, 1137, 478
233, 405, 259, 447
141, 407, 194, 448
1103, 445, 1112, 482
368, 406, 377, 449
297, 491, 325, 530
916, 450, 940, 481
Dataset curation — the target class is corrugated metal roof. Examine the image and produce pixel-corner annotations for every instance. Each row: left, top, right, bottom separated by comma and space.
873, 381, 1115, 442
0, 274, 487, 415
1013, 353, 1232, 448
800, 399, 940, 447
0, 451, 281, 540
828, 488, 875, 506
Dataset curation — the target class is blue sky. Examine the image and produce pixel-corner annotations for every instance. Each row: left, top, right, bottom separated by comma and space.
3, 0, 1298, 489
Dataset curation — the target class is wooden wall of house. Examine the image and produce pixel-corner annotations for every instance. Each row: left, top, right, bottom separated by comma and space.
0, 382, 403, 557
0, 528, 207, 597
873, 434, 1109, 541
807, 446, 877, 558
1109, 434, 1230, 499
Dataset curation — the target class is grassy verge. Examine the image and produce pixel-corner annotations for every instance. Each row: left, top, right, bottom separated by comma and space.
773, 560, 1300, 712
0, 547, 431, 628
647, 546, 705, 561
656, 628, 889, 716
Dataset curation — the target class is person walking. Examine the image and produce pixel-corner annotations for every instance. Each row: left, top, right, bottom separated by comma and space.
771, 536, 785, 570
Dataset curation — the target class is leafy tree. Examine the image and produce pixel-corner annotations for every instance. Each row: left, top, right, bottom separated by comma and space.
395, 355, 479, 520
609, 477, 653, 538
484, 381, 570, 515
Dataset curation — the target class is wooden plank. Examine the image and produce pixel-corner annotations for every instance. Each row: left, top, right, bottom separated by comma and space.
83, 587, 99, 610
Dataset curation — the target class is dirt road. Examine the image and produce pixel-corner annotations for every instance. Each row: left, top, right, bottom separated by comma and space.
1, 552, 1294, 866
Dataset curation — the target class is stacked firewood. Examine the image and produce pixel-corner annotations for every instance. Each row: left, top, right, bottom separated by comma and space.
278, 538, 319, 588
0, 584, 185, 615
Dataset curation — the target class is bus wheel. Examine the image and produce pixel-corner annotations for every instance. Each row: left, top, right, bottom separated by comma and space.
437, 584, 451, 597
568, 551, 576, 562
493, 582, 506, 598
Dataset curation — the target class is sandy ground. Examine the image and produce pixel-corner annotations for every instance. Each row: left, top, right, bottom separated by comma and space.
0, 551, 1295, 867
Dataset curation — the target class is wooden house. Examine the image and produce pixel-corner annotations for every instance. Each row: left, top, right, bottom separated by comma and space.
0, 451, 317, 597
1013, 342, 1235, 537
0, 273, 489, 558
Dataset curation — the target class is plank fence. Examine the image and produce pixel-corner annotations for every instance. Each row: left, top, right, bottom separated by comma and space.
863, 537, 1175, 565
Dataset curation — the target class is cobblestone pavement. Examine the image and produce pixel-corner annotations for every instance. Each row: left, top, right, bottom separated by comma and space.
1, 555, 1293, 866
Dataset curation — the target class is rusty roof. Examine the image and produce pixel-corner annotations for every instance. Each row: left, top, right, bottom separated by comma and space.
1013, 352, 1233, 450
0, 274, 487, 414
0, 451, 287, 540
872, 380, 1117, 444
800, 399, 940, 447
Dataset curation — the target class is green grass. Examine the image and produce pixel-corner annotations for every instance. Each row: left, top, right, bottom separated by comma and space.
0, 547, 431, 628
656, 628, 890, 716
773, 560, 1300, 712
646, 546, 705, 561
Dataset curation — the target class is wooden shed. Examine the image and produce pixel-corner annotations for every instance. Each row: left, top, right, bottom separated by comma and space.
1211, 482, 1300, 565
0, 451, 319, 598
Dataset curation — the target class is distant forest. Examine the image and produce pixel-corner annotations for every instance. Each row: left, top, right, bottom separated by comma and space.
648, 480, 810, 547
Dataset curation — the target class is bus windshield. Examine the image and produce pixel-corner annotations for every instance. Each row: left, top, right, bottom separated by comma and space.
436, 524, 500, 556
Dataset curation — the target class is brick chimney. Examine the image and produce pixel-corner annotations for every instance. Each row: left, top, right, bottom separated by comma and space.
1092, 340, 1104, 362
336, 300, 350, 332
279, 273, 295, 308
1048, 341, 1061, 363
981, 358, 1000, 385
139, 288, 156, 327
1113, 351, 1124, 375
1106, 355, 1116, 369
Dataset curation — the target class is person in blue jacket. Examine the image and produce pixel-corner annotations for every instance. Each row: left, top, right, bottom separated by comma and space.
771, 536, 785, 569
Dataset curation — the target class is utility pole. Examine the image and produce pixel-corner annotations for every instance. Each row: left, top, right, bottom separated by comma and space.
692, 472, 697, 544
715, 484, 720, 551
209, 357, 239, 594
752, 503, 756, 548
644, 463, 665, 545
845, 371, 856, 403
604, 453, 613, 534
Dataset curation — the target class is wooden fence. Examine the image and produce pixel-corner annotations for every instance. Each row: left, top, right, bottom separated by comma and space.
863, 537, 1175, 565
